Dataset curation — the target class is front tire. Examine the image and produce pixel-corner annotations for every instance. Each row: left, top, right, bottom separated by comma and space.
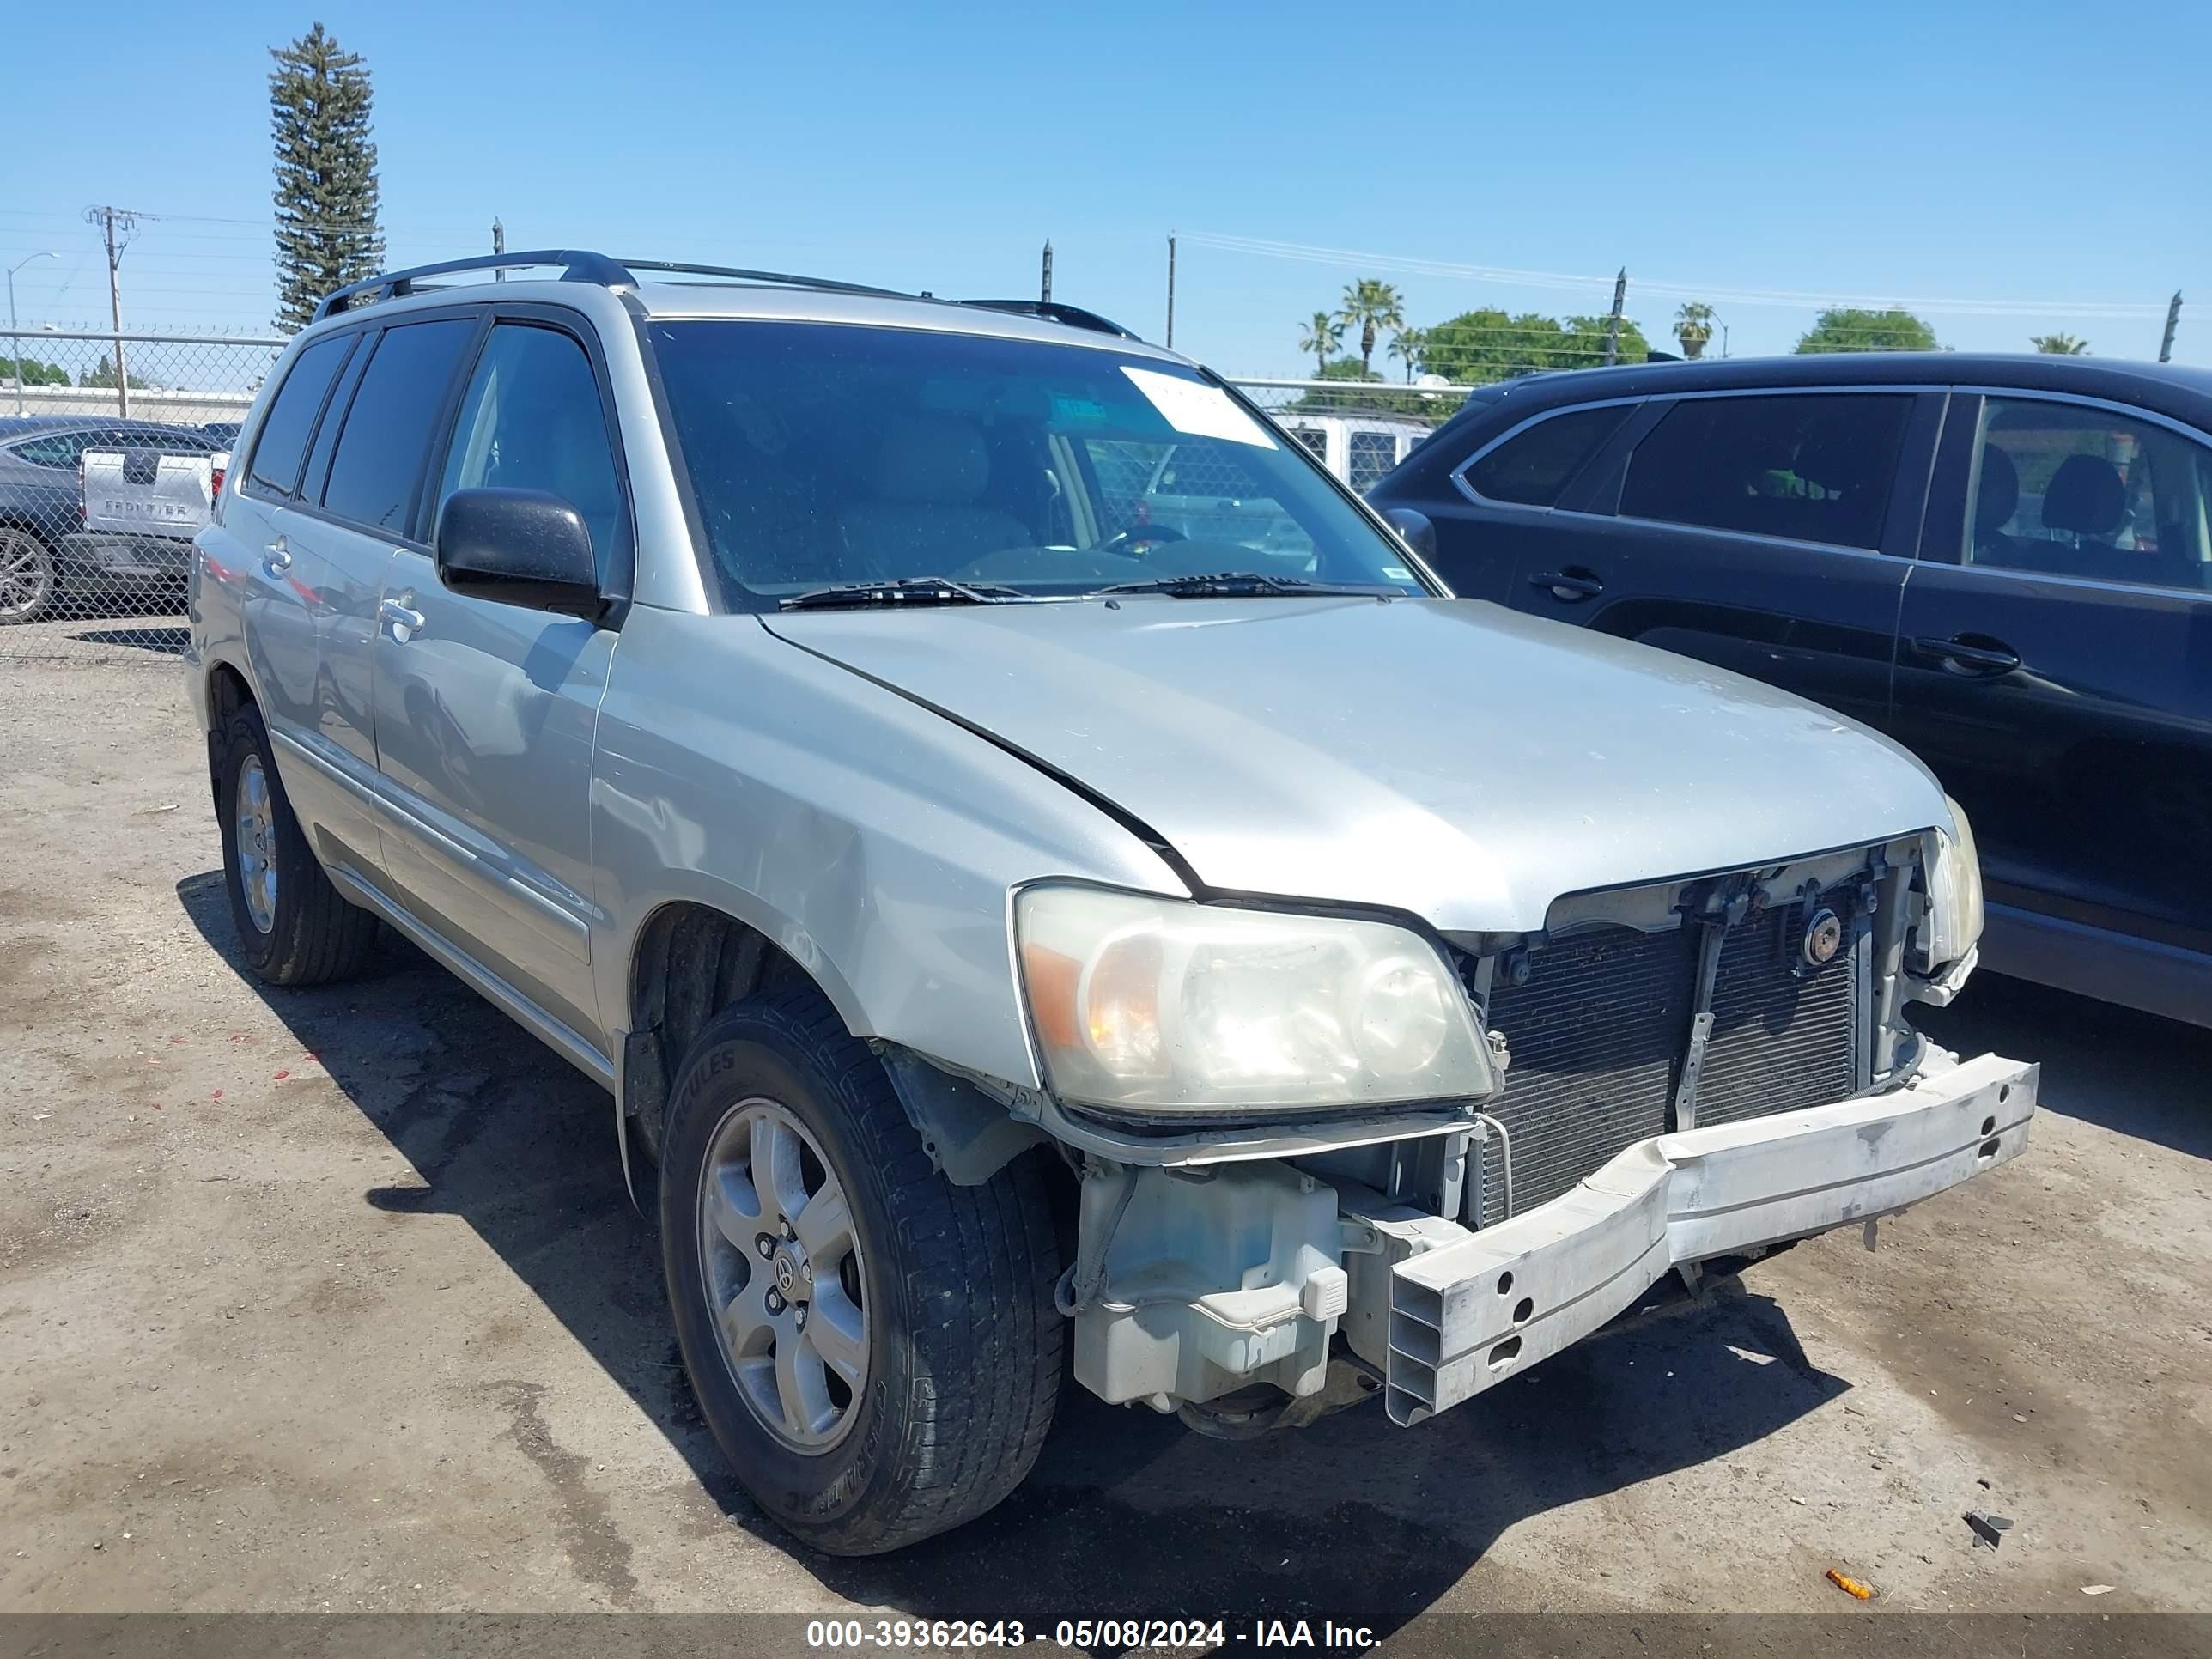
661, 984, 1064, 1554
215, 702, 379, 985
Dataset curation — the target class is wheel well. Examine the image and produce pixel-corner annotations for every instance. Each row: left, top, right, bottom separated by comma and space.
203, 664, 253, 805
208, 661, 252, 722
623, 902, 811, 1157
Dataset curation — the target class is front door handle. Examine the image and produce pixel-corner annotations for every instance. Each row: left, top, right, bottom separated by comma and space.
1528, 568, 1603, 602
380, 597, 427, 638
1911, 634, 2021, 675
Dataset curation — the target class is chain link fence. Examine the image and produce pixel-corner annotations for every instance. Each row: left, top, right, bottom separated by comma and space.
1231, 377, 1474, 492
1, 329, 283, 662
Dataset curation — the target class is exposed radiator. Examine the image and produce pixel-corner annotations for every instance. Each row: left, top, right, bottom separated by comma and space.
1472, 878, 1869, 1227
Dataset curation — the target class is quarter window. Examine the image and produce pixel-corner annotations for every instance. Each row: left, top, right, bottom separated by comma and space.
1464, 404, 1634, 506
319, 319, 476, 532
1620, 393, 1913, 549
1964, 399, 2212, 591
244, 333, 352, 500
435, 323, 623, 578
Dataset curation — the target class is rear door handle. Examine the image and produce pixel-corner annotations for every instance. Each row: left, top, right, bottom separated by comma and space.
262, 536, 291, 575
380, 597, 427, 637
1528, 568, 1603, 602
1911, 635, 2021, 675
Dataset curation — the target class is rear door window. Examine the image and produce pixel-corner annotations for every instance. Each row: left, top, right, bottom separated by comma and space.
1963, 398, 2212, 591
1463, 403, 1636, 506
1619, 392, 1913, 548
319, 318, 477, 533
244, 332, 353, 501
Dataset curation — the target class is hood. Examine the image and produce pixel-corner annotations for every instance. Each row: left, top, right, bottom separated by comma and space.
763, 597, 1949, 935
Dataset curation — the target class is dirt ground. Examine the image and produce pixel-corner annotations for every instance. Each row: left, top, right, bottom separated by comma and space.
1, 652, 2207, 1635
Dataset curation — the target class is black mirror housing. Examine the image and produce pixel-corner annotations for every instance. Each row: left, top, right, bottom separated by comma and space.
434, 487, 605, 621
1381, 506, 1437, 562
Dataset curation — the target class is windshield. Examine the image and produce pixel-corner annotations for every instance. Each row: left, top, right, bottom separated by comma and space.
647, 320, 1434, 605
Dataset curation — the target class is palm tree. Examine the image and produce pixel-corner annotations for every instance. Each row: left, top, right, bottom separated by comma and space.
1338, 279, 1404, 376
1297, 310, 1344, 377
1674, 302, 1717, 360
2030, 333, 2090, 355
1388, 326, 1427, 382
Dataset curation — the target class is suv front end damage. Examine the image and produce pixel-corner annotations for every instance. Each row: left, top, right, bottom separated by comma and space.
1041, 828, 2036, 1430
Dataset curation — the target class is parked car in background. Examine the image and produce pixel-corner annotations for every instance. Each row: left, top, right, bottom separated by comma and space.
1369, 352, 2212, 1027
0, 416, 228, 623
1273, 410, 1435, 491
188, 251, 2033, 1555
200, 421, 245, 447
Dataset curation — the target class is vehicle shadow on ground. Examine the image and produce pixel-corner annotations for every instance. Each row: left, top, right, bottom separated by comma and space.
1913, 975, 2211, 1162
180, 869, 1846, 1633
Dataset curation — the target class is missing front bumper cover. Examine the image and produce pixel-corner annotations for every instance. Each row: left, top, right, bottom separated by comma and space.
1376, 1049, 2036, 1425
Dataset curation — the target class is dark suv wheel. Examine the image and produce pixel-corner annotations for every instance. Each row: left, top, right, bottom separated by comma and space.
214, 702, 380, 985
660, 983, 1064, 1554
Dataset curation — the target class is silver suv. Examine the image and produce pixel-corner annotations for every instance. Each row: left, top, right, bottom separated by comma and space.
187, 252, 2036, 1555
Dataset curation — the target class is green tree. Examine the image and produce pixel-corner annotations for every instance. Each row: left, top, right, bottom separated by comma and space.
2030, 332, 2090, 355
1296, 310, 1344, 378
1388, 325, 1427, 382
1337, 278, 1405, 376
1560, 314, 1650, 367
1795, 307, 1939, 355
80, 355, 152, 390
1674, 301, 1717, 359
4, 356, 70, 386
270, 22, 385, 332
1420, 308, 1562, 382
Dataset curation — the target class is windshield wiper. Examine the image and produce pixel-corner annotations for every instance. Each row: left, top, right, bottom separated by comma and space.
778, 577, 1026, 611
1088, 571, 1391, 600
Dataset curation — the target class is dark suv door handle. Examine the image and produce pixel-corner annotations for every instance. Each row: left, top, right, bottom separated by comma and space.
1528, 568, 1603, 602
1911, 635, 2021, 675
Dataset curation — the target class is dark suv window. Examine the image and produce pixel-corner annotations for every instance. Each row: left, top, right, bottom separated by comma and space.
1465, 404, 1635, 506
1619, 392, 1912, 549
319, 319, 477, 532
244, 333, 352, 500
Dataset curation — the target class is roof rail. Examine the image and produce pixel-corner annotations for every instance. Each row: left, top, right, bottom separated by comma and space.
311, 250, 634, 322
312, 251, 1148, 343
617, 259, 910, 300
959, 300, 1143, 341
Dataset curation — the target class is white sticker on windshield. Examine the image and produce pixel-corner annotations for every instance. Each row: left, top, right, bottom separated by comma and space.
1121, 368, 1277, 449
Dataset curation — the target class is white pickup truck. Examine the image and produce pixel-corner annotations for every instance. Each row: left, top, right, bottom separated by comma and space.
60, 445, 228, 606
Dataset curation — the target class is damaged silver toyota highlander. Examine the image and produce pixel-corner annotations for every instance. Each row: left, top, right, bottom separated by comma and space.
185, 252, 2036, 1555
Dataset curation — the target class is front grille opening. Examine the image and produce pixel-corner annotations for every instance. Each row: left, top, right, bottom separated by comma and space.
1472, 872, 1871, 1226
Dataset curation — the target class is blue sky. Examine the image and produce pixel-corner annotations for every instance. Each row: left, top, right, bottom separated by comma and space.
3, 0, 2207, 369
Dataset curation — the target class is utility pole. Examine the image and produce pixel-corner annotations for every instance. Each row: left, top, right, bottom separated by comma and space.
1165, 234, 1176, 348
1040, 240, 1052, 305
2159, 290, 2182, 363
85, 204, 138, 416
493, 217, 506, 281
7, 252, 58, 416
1601, 267, 1627, 368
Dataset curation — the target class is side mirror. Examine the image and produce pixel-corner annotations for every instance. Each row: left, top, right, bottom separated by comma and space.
434, 487, 605, 621
1381, 506, 1437, 562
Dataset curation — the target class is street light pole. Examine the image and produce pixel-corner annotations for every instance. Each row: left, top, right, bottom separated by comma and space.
6, 252, 58, 416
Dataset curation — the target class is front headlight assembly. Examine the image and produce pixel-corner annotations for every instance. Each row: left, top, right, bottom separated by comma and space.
1014, 884, 1497, 1116
1916, 794, 1986, 977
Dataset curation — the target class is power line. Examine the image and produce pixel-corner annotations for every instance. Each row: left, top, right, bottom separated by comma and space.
1183, 231, 2171, 319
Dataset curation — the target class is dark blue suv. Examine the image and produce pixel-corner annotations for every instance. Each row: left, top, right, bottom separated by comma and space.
1369, 352, 2212, 1027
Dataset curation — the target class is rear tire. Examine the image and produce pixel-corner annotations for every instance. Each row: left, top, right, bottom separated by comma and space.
0, 528, 56, 625
215, 702, 379, 986
660, 983, 1064, 1554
